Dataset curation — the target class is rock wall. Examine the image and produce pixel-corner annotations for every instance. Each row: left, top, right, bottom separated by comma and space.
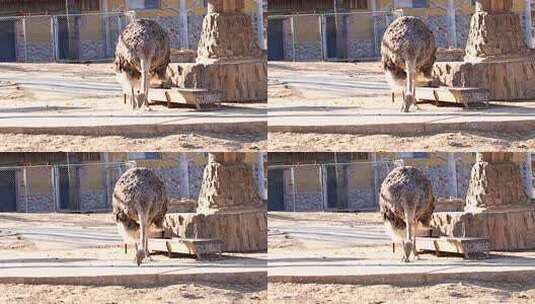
465, 160, 529, 212
172, 60, 267, 102
196, 12, 263, 61
465, 11, 528, 61
164, 210, 267, 252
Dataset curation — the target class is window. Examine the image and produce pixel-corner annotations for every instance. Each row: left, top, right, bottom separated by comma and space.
399, 152, 429, 159
127, 152, 161, 160
127, 0, 160, 9
348, 0, 368, 10
395, 0, 428, 8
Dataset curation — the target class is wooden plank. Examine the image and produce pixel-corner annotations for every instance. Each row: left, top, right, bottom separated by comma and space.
148, 88, 221, 110
415, 86, 490, 108
150, 237, 224, 260
416, 236, 491, 259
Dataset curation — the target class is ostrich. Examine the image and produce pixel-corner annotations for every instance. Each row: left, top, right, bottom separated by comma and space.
381, 16, 436, 112
379, 166, 435, 262
114, 19, 170, 110
112, 167, 168, 266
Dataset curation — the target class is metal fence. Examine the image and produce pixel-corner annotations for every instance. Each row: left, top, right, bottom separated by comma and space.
0, 11, 135, 63
0, 162, 135, 213
267, 9, 533, 62
268, 160, 404, 212
268, 11, 398, 62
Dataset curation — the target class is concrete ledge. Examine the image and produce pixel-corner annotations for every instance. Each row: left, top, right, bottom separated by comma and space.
268, 269, 535, 286
0, 271, 267, 287
0, 121, 267, 137
268, 119, 535, 136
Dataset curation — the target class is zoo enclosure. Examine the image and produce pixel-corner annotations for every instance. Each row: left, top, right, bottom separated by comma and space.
267, 160, 404, 212
0, 11, 135, 63
268, 11, 397, 61
267, 8, 534, 62
0, 161, 135, 213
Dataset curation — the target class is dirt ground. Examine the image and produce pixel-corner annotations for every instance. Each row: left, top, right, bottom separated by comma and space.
268, 212, 535, 260
0, 282, 266, 304
268, 131, 535, 151
0, 63, 266, 151
268, 281, 535, 304
268, 212, 535, 303
268, 61, 535, 151
0, 132, 266, 152
0, 213, 266, 303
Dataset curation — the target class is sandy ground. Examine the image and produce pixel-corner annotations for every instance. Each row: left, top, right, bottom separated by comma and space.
268, 212, 535, 303
0, 213, 266, 303
268, 61, 535, 151
0, 63, 266, 151
0, 132, 266, 152
268, 281, 535, 304
0, 282, 266, 304
268, 131, 535, 151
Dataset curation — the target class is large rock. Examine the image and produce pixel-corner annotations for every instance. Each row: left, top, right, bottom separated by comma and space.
464, 12, 528, 62
164, 153, 267, 252
432, 207, 535, 250
196, 12, 263, 62
431, 152, 535, 251
164, 210, 267, 252
433, 55, 535, 100
172, 59, 267, 103
465, 160, 529, 212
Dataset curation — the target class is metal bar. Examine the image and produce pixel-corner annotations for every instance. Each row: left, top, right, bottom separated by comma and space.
23, 168, 29, 213
291, 16, 296, 62
290, 167, 296, 212
22, 17, 28, 62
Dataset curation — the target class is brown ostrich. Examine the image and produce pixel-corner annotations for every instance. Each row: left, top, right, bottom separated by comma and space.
379, 166, 435, 262
381, 16, 436, 112
114, 19, 170, 110
112, 167, 168, 266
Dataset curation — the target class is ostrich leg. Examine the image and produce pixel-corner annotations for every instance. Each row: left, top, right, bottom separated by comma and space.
402, 213, 413, 262
139, 56, 151, 110
136, 213, 149, 266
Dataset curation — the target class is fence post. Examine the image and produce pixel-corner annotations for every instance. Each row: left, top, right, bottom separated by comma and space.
23, 167, 29, 213
51, 16, 57, 62
447, 153, 458, 198
50, 166, 57, 212
178, 153, 190, 199
22, 17, 28, 62
524, 153, 534, 198
290, 166, 296, 212
291, 16, 296, 62
319, 165, 325, 210
319, 14, 324, 61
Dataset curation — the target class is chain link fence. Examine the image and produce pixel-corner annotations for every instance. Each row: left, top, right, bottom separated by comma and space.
0, 162, 135, 213
0, 11, 135, 63
268, 160, 404, 212
268, 11, 398, 61
267, 8, 533, 62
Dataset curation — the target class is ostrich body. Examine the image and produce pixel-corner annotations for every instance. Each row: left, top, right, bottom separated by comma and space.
112, 167, 168, 265
114, 19, 170, 110
379, 166, 435, 262
381, 16, 436, 112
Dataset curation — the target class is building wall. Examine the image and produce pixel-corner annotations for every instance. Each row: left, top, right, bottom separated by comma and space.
271, 0, 531, 61
1, 0, 263, 62
272, 152, 531, 212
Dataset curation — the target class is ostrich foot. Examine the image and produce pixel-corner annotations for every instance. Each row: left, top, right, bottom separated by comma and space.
401, 256, 410, 263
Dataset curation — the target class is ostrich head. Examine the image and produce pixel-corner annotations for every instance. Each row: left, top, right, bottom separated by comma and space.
136, 247, 146, 266
402, 93, 416, 113
402, 240, 413, 262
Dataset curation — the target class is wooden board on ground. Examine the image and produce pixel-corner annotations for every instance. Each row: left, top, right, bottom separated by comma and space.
416, 236, 491, 259
415, 86, 490, 108
150, 237, 224, 260
148, 88, 222, 110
